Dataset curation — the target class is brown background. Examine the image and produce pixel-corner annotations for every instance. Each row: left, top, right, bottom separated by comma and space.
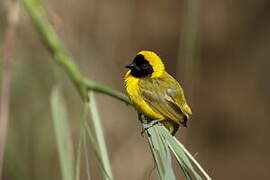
1, 0, 270, 179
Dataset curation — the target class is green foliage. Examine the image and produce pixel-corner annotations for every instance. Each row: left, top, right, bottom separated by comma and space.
147, 127, 176, 180
75, 102, 113, 180
88, 92, 113, 180
75, 124, 83, 180
146, 126, 211, 180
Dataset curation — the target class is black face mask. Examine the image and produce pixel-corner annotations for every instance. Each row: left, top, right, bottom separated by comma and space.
125, 54, 154, 78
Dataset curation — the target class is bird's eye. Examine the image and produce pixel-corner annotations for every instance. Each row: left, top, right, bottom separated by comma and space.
141, 63, 148, 69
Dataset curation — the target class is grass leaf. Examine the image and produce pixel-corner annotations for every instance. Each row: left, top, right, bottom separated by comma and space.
147, 126, 176, 180
159, 126, 211, 180
83, 130, 92, 180
75, 126, 83, 180
146, 125, 212, 180
50, 86, 74, 180
88, 92, 113, 180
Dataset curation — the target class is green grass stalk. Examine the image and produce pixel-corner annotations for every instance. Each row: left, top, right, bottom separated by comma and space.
51, 86, 74, 180
88, 92, 113, 180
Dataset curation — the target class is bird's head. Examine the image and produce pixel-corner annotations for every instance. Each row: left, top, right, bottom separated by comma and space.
125, 51, 165, 78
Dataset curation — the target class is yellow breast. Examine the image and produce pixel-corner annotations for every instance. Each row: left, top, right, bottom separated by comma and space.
124, 71, 164, 119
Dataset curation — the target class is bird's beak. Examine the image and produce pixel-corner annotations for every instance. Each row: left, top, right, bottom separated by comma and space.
125, 63, 135, 69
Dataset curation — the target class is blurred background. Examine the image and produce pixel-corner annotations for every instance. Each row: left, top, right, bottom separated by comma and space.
1, 0, 270, 179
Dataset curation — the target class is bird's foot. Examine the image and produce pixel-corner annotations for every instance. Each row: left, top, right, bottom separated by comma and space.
138, 113, 145, 124
141, 119, 163, 136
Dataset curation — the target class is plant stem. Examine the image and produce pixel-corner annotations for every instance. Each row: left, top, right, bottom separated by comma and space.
84, 79, 131, 105
21, 0, 131, 104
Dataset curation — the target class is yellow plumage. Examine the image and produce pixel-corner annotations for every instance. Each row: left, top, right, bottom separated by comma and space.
124, 51, 192, 135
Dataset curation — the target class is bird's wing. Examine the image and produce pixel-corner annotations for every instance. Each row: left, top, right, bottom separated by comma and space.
139, 74, 192, 126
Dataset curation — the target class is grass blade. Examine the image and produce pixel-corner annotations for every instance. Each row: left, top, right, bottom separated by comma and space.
88, 92, 113, 180
50, 86, 74, 180
172, 136, 211, 180
145, 125, 212, 180
75, 126, 83, 180
147, 126, 176, 180
83, 130, 92, 180
75, 103, 90, 180
76, 102, 111, 180
159, 126, 211, 180
84, 123, 111, 179
159, 127, 198, 179
146, 132, 164, 179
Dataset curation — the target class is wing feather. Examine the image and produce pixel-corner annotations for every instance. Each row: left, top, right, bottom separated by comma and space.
138, 73, 191, 126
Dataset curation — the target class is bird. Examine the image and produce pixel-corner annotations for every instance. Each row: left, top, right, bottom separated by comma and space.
124, 51, 192, 135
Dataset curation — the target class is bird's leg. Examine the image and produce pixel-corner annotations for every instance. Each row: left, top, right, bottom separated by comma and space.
137, 113, 145, 124
141, 119, 164, 135
138, 113, 149, 136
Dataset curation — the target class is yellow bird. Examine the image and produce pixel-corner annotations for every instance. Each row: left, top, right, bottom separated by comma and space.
124, 51, 192, 135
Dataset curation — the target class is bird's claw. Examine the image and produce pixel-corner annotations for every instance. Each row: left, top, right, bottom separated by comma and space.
140, 119, 163, 136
